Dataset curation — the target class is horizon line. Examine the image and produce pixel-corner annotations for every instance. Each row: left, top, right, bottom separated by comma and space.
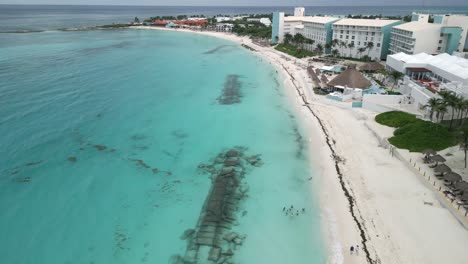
2, 4, 468, 7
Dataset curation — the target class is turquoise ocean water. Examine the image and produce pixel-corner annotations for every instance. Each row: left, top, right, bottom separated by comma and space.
0, 29, 324, 263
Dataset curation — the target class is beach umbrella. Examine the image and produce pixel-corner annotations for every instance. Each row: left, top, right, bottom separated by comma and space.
455, 181, 468, 192
443, 172, 462, 182
422, 148, 436, 155
434, 164, 451, 173
431, 154, 446, 166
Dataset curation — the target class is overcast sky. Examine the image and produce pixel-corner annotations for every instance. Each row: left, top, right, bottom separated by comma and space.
2, 0, 468, 6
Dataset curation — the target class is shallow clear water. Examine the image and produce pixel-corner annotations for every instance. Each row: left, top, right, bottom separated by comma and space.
0, 29, 325, 263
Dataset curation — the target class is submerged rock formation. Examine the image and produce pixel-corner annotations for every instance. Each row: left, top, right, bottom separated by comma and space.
173, 147, 262, 263
217, 75, 242, 105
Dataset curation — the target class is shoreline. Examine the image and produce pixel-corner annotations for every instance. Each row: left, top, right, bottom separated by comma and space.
133, 26, 468, 264
133, 26, 359, 263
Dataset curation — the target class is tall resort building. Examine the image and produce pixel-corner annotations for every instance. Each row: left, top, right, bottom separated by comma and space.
389, 13, 468, 55
271, 7, 340, 52
331, 19, 404, 61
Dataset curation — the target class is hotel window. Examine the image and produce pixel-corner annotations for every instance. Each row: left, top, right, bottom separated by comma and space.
372, 32, 375, 36
340, 35, 343, 38
358, 41, 361, 45
439, 40, 443, 43
340, 30, 343, 33
346, 30, 349, 34
346, 35, 349, 39
437, 47, 442, 51
352, 36, 355, 40
377, 43, 381, 47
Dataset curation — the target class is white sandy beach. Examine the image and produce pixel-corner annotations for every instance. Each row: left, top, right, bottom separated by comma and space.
134, 26, 468, 264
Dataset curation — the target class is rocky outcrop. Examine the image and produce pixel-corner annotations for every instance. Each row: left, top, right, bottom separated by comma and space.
175, 147, 262, 263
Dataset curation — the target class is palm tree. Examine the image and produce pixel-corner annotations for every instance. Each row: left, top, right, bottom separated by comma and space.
455, 97, 466, 125
389, 70, 404, 90
435, 103, 448, 123
293, 33, 306, 50
331, 39, 339, 48
357, 47, 366, 59
366, 42, 374, 61
306, 39, 315, 51
439, 91, 460, 129
459, 99, 468, 126
459, 126, 468, 168
324, 42, 331, 54
316, 44, 324, 55
377, 68, 389, 83
347, 42, 355, 57
284, 33, 293, 45
331, 49, 339, 57
339, 41, 346, 57
423, 98, 441, 122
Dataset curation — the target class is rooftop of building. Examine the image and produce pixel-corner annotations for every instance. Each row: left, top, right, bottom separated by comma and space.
389, 52, 468, 79
333, 18, 402, 27
284, 16, 340, 24
393, 21, 442, 32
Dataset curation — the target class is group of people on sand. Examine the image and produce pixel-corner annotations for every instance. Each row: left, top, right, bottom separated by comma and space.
282, 205, 305, 216
350, 245, 360, 256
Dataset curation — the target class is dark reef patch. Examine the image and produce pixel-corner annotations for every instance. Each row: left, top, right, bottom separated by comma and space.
131, 134, 147, 141
25, 161, 42, 166
171, 130, 188, 139
93, 144, 107, 151
129, 158, 171, 176
173, 147, 262, 263
217, 75, 242, 105
203, 45, 233, 54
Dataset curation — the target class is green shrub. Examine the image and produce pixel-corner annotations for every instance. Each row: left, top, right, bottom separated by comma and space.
275, 44, 314, 58
389, 121, 457, 152
376, 111, 457, 152
375, 111, 417, 128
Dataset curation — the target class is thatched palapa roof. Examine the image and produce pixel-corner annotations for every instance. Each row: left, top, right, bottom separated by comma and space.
359, 62, 384, 72
327, 68, 372, 89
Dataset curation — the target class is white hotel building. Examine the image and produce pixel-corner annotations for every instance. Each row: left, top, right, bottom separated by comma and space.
386, 52, 468, 117
272, 8, 340, 53
331, 19, 403, 61
272, 8, 404, 61
389, 13, 468, 55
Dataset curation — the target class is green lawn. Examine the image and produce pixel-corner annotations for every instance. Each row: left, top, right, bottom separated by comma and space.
375, 111, 457, 152
375, 111, 417, 127
274, 44, 314, 58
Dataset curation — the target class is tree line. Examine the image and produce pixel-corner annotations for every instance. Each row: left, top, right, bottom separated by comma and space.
281, 33, 379, 61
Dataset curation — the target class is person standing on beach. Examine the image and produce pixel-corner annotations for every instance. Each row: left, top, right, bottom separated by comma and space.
350, 246, 354, 255
355, 245, 359, 256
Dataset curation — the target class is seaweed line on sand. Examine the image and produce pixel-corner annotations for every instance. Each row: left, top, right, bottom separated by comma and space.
282, 64, 378, 264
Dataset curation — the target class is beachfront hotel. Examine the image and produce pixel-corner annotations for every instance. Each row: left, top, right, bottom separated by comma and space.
386, 52, 468, 117
389, 13, 468, 55
272, 7, 403, 60
331, 19, 403, 61
272, 7, 340, 52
